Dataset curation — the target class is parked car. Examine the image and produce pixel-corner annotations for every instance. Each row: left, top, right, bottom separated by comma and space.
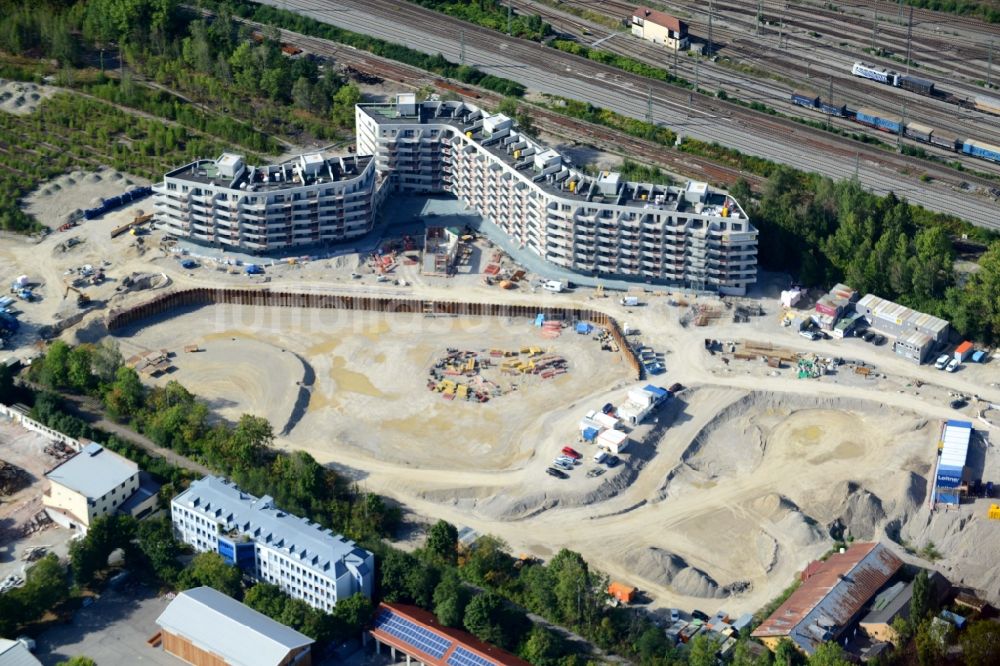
873, 334, 887, 346
670, 609, 681, 623
546, 467, 568, 479
605, 455, 620, 468
934, 354, 950, 369
799, 329, 820, 341
669, 382, 684, 393
555, 455, 578, 466
862, 331, 877, 343
691, 610, 710, 622
950, 399, 968, 409
553, 460, 573, 471
946, 358, 960, 373
602, 402, 614, 415
562, 446, 582, 459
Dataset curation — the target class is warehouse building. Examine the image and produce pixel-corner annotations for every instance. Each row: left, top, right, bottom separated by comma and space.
630, 7, 689, 51
43, 442, 155, 531
935, 420, 972, 506
855, 294, 950, 363
356, 96, 757, 294
171, 476, 374, 611
859, 571, 950, 644
154, 586, 314, 666
368, 603, 533, 666
154, 152, 384, 252
752, 542, 903, 655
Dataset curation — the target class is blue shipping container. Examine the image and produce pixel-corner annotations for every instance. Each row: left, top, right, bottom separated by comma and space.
963, 141, 1000, 164
856, 108, 902, 134
820, 102, 847, 117
791, 93, 818, 108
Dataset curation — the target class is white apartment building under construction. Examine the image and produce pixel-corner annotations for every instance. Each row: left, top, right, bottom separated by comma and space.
154, 94, 757, 294
356, 95, 757, 294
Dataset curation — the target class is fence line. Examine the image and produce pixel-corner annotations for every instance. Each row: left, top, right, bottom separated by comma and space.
106, 288, 642, 378
0, 402, 82, 450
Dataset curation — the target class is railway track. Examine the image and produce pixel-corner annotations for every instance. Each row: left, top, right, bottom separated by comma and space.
221, 12, 762, 189
513, 0, 1000, 174
252, 0, 1000, 228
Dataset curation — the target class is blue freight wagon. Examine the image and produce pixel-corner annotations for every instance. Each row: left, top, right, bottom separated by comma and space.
963, 140, 1000, 164
819, 101, 847, 117
791, 91, 819, 108
855, 107, 902, 134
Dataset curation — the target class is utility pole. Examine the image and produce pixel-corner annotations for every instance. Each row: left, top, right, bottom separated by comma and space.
898, 102, 906, 152
827, 77, 833, 131
779, 17, 784, 49
460, 30, 466, 66
756, 0, 761, 37
904, 6, 914, 74
989, 40, 995, 87
898, 0, 903, 25
646, 86, 653, 124
871, 0, 879, 53
507, 2, 512, 36
673, 41, 678, 77
708, 0, 714, 57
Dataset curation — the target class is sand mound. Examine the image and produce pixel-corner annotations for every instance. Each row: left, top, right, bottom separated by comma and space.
624, 547, 744, 598
0, 79, 55, 115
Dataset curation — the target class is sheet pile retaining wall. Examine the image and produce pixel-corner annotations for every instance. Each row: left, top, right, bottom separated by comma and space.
106, 288, 641, 378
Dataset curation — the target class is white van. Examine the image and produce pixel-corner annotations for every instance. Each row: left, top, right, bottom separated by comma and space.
542, 280, 564, 293
593, 450, 608, 464
620, 296, 640, 307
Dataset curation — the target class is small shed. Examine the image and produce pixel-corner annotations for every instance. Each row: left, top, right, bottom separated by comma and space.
597, 429, 629, 454
582, 427, 599, 443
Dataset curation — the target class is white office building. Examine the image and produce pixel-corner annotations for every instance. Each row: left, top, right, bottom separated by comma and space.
356, 95, 757, 294
171, 476, 373, 612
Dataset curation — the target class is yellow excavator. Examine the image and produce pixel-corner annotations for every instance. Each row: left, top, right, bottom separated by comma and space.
63, 283, 91, 307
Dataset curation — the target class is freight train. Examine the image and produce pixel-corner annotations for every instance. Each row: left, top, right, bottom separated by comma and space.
789, 91, 1000, 166
851, 61, 1000, 117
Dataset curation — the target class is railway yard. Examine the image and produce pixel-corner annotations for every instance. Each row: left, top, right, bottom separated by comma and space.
255, 0, 1000, 229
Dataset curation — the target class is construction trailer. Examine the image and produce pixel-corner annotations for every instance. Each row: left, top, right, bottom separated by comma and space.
597, 429, 629, 455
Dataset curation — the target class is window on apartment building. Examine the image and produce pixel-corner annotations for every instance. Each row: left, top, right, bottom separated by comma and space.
167, 183, 177, 191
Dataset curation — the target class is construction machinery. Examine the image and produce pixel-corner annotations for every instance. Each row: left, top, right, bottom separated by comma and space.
63, 283, 91, 307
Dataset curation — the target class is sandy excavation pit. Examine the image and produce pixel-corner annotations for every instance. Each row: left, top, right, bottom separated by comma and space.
115, 304, 632, 470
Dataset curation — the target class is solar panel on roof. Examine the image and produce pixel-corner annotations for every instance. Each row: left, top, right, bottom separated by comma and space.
372, 609, 453, 659
449, 646, 495, 666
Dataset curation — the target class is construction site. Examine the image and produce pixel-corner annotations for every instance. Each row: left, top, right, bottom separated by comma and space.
1, 169, 999, 618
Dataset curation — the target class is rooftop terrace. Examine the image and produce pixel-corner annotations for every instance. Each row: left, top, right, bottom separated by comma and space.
165, 152, 373, 193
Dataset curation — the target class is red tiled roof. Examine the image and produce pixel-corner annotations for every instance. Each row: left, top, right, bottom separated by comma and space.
632, 6, 684, 33
369, 603, 533, 666
752, 543, 903, 646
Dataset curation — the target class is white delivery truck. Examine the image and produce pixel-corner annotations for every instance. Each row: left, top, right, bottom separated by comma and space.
620, 296, 640, 307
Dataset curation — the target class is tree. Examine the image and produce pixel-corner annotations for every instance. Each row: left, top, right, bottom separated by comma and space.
461, 535, 514, 588
807, 641, 851, 666
425, 520, 458, 566
137, 517, 183, 584
70, 514, 136, 586
331, 592, 374, 640
910, 569, 932, 625
914, 618, 944, 666
689, 633, 722, 666
635, 626, 671, 663
520, 624, 563, 665
960, 620, 1000, 666
56, 658, 96, 666
733, 637, 774, 666
67, 346, 94, 392
41, 340, 71, 388
773, 638, 804, 666
19, 553, 69, 617
92, 339, 123, 383
180, 552, 243, 599
463, 591, 520, 651
227, 414, 274, 467
433, 569, 471, 628
244, 583, 288, 618
103, 366, 144, 419
379, 549, 417, 603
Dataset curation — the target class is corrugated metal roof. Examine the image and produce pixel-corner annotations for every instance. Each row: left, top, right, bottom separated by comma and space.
45, 443, 138, 500
752, 543, 903, 654
0, 639, 41, 666
156, 587, 313, 666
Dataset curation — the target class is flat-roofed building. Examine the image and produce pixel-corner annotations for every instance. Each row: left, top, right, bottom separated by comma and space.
43, 442, 140, 531
356, 97, 757, 294
154, 151, 384, 252
631, 7, 689, 51
856, 294, 950, 363
154, 586, 314, 666
171, 476, 373, 612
